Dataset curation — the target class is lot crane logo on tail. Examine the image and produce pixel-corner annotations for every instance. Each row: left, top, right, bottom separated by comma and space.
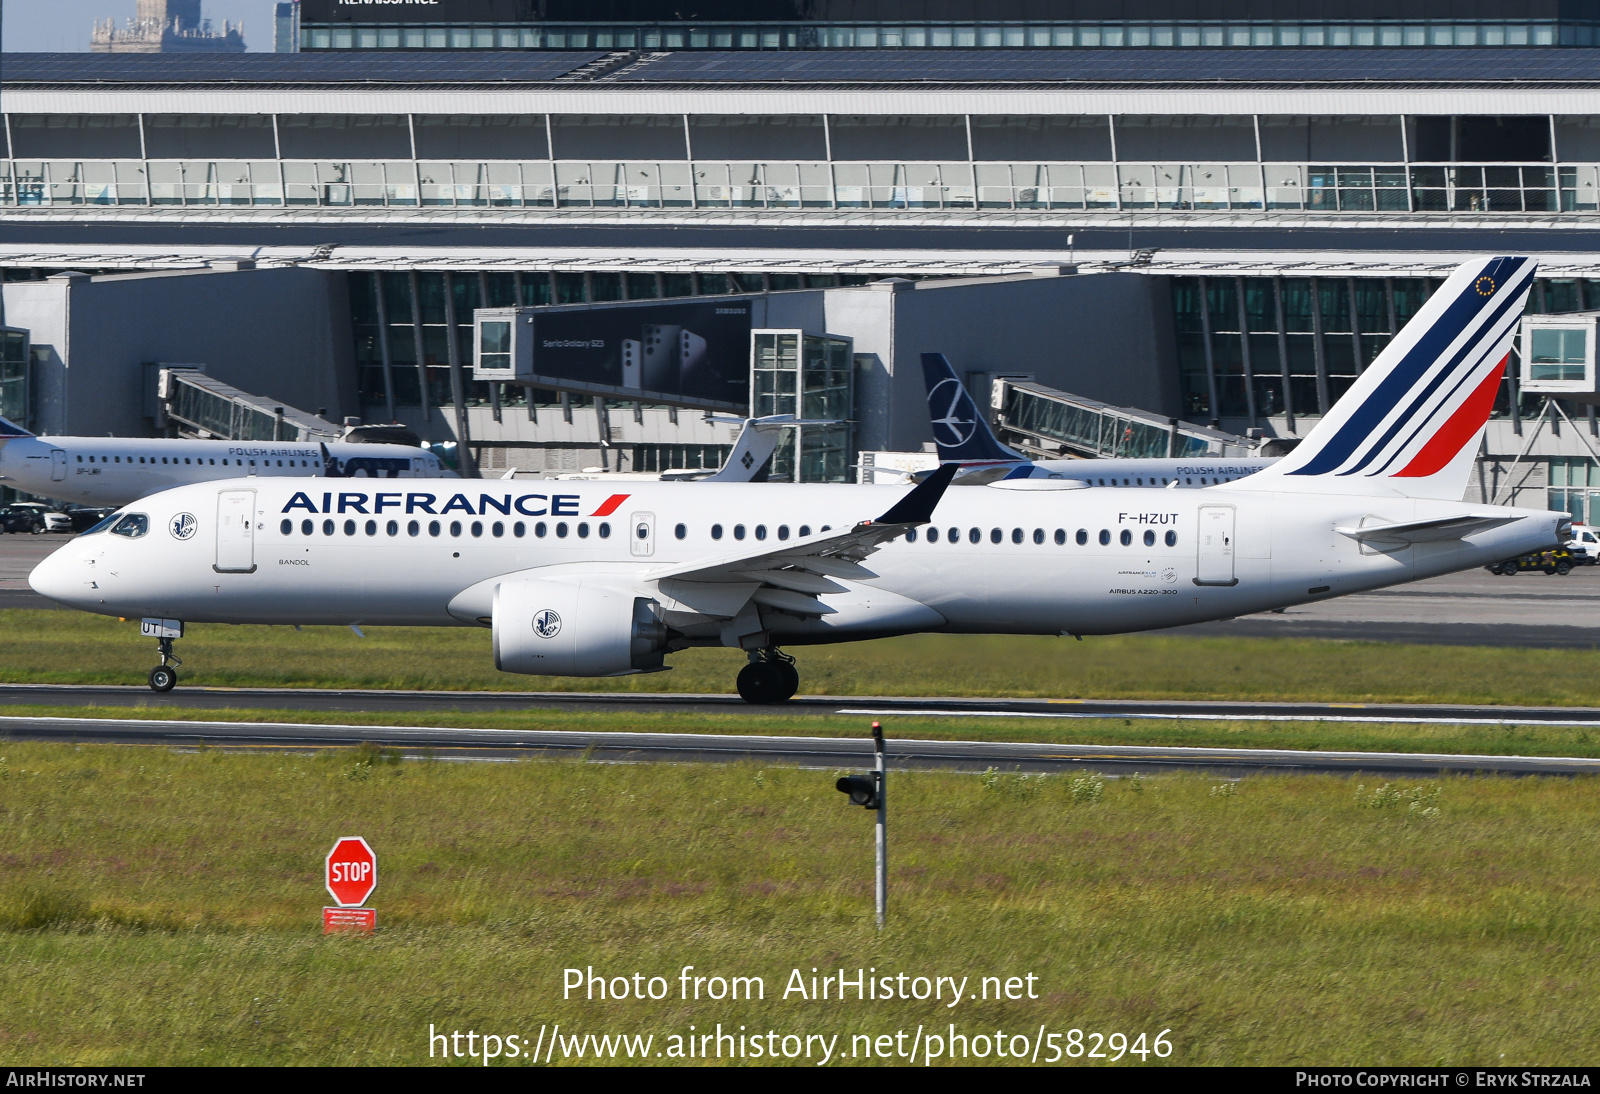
919, 353, 1025, 464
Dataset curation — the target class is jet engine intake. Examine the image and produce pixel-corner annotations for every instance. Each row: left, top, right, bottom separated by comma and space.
493, 578, 667, 677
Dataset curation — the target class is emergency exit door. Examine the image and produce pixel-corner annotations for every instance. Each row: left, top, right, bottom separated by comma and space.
630, 512, 655, 557
1195, 505, 1237, 586
214, 490, 257, 573
50, 449, 65, 481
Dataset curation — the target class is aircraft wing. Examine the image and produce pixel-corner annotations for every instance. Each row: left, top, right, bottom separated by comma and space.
1334, 513, 1521, 544
646, 462, 959, 617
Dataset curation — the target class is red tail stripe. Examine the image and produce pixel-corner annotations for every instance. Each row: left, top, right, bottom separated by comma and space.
590, 493, 631, 517
1393, 356, 1506, 479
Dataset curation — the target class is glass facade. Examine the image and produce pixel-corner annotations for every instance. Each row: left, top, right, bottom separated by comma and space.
350, 270, 867, 418
1172, 274, 1600, 426
7, 110, 1596, 217
1550, 457, 1600, 524
0, 328, 27, 425
300, 20, 1577, 52
11, 157, 1594, 215
751, 331, 853, 482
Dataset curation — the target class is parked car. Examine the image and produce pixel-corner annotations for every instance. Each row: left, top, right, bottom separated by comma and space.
1566, 523, 1600, 565
0, 505, 45, 533
1488, 548, 1576, 576
6, 502, 72, 534
63, 506, 116, 533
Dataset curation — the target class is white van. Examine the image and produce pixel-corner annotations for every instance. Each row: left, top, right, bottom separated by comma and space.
1567, 523, 1599, 564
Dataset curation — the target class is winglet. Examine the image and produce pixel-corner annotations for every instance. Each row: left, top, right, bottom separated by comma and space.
319, 442, 343, 478
873, 461, 959, 525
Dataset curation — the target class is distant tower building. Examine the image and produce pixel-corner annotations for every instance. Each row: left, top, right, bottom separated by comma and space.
275, 2, 299, 53
91, 0, 246, 53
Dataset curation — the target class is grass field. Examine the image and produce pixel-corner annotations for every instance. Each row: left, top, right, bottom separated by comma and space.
1, 741, 1597, 1066
8, 703, 1600, 759
7, 609, 1600, 707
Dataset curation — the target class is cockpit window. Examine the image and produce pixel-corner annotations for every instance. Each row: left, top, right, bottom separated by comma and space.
80, 512, 121, 536
110, 513, 149, 539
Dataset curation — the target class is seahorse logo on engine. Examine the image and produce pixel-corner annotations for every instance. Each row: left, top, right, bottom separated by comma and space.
533, 609, 562, 639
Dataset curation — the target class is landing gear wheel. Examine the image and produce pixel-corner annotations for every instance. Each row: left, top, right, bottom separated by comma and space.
737, 648, 800, 704
147, 634, 183, 691
737, 662, 785, 704
775, 660, 800, 700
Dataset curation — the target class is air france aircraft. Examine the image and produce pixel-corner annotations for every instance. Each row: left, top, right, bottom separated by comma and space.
31, 257, 1564, 704
919, 352, 1279, 487
0, 418, 449, 508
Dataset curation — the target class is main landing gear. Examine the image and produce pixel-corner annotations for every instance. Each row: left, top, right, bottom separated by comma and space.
148, 637, 181, 692
736, 647, 799, 705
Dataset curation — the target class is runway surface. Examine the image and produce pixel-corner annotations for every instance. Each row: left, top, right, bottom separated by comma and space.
8, 681, 1600, 728
2, 710, 1593, 776
5, 535, 1600, 646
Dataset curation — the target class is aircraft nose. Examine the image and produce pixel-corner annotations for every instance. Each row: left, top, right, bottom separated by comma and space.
29, 543, 91, 606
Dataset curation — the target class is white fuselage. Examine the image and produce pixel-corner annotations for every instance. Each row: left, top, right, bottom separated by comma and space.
0, 435, 449, 507
30, 477, 1562, 643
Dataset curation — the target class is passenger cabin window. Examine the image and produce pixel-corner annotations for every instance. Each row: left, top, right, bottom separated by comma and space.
711, 524, 723, 540
1098, 529, 1110, 545
1076, 529, 1088, 545
1120, 530, 1132, 546
675, 523, 687, 540
799, 525, 811, 537
927, 527, 939, 543
110, 514, 149, 538
1165, 530, 1178, 546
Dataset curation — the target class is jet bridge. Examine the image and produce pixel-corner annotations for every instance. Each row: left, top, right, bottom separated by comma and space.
157, 368, 341, 443
991, 379, 1260, 461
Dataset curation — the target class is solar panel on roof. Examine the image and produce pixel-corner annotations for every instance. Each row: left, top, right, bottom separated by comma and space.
3, 47, 1598, 87
612, 47, 1600, 83
0, 51, 608, 84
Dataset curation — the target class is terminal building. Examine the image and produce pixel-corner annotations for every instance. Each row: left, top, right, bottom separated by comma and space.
6, 0, 1600, 518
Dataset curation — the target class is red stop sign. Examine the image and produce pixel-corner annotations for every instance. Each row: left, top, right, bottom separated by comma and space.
325, 836, 377, 908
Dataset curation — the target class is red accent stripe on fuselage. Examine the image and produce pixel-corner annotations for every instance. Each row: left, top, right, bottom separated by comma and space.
1392, 355, 1506, 479
590, 493, 631, 517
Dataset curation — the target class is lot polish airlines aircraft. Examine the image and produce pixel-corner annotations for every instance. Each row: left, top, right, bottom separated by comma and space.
30, 258, 1563, 702
919, 351, 1278, 487
0, 419, 448, 508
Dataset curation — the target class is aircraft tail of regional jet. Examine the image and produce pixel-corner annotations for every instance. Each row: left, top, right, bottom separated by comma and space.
919, 352, 1025, 465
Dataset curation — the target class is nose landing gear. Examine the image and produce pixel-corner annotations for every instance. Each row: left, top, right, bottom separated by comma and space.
140, 618, 185, 692
736, 647, 799, 705
148, 638, 181, 692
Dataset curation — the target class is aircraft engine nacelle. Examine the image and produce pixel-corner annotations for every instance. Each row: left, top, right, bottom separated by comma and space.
492, 578, 667, 677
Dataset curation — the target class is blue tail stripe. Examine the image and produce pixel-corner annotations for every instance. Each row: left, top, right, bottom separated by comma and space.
1338, 259, 1533, 477
1289, 257, 1521, 478
1365, 274, 1531, 476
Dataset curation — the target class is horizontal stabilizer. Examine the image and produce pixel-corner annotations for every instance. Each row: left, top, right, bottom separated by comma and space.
1334, 513, 1519, 545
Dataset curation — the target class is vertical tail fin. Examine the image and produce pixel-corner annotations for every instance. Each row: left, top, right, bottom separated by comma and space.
1237, 256, 1535, 499
919, 353, 1024, 464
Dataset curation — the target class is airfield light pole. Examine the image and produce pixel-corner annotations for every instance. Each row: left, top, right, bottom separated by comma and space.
834, 721, 888, 930
873, 721, 887, 931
